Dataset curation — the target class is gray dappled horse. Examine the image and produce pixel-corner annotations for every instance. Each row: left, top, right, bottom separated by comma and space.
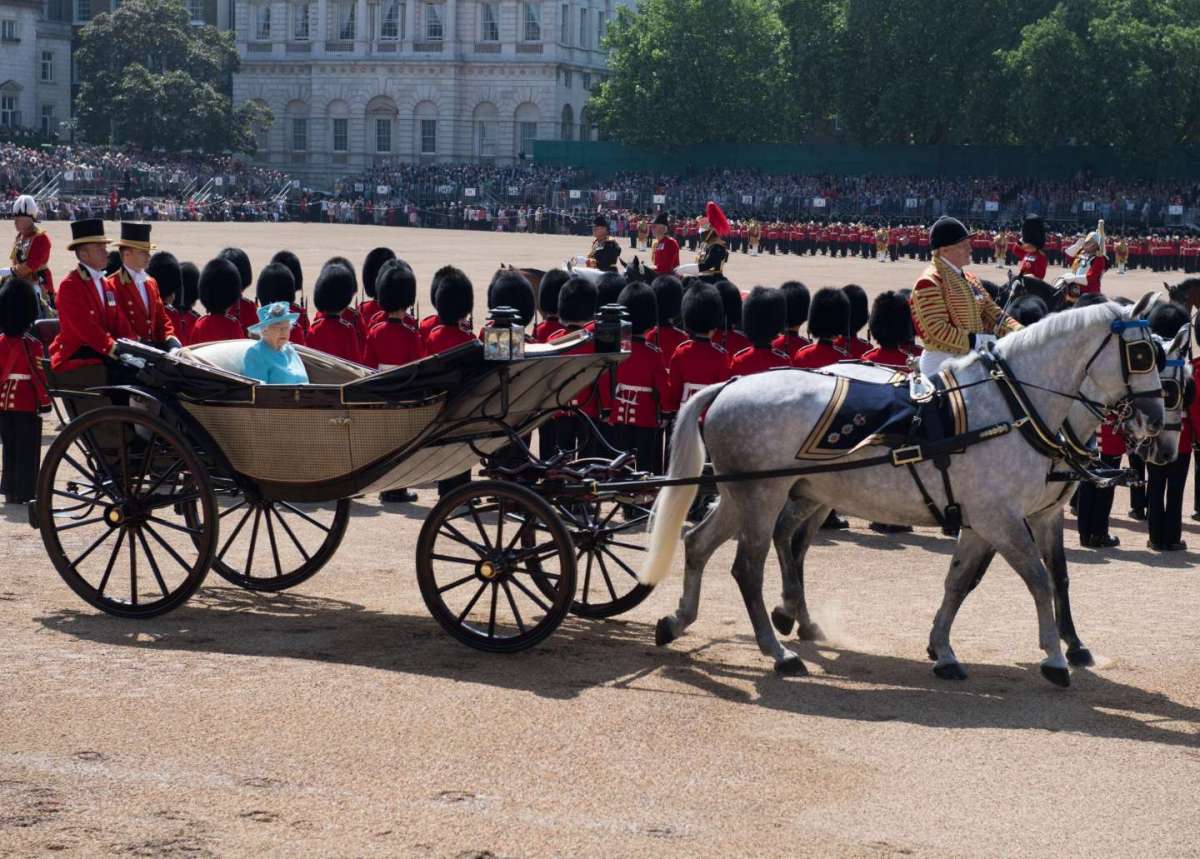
640, 296, 1170, 686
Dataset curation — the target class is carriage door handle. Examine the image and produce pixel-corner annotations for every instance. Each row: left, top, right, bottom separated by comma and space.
329, 418, 352, 427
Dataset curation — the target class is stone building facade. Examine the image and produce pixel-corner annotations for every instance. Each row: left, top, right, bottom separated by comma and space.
0, 0, 71, 139
231, 0, 629, 178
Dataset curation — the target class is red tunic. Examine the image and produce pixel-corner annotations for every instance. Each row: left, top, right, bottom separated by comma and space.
189, 313, 246, 345
237, 296, 259, 331
50, 267, 134, 372
307, 311, 365, 363
792, 339, 848, 369
108, 269, 176, 344
363, 316, 425, 369
773, 331, 810, 356
425, 321, 477, 355
651, 235, 681, 276
1076, 256, 1106, 295
548, 325, 601, 417
0, 333, 50, 412
341, 306, 369, 352
862, 345, 913, 371
1017, 251, 1048, 280
599, 338, 669, 428
715, 329, 751, 357
834, 335, 872, 359
665, 338, 730, 413
11, 229, 53, 301
359, 299, 381, 325
730, 345, 791, 376
164, 306, 188, 346
534, 317, 566, 343
647, 325, 688, 367
419, 313, 441, 348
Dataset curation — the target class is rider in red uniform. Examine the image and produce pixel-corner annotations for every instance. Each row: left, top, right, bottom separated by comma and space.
650, 211, 680, 278
1017, 215, 1049, 280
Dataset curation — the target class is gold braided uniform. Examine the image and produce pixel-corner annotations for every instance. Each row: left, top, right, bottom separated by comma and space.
910, 258, 1021, 355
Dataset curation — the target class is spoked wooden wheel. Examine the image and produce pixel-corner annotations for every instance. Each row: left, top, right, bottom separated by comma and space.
191, 497, 351, 591
416, 480, 576, 652
36, 406, 217, 618
554, 495, 654, 618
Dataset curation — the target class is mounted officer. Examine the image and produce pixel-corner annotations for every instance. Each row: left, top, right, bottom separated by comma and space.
585, 214, 621, 273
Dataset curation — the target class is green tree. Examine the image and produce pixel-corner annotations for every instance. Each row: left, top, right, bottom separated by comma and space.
588, 0, 793, 148
75, 0, 271, 153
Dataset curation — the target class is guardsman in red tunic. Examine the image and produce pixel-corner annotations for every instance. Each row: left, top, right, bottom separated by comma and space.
0, 277, 51, 503
480, 268, 538, 343
647, 275, 687, 366
862, 291, 918, 371
175, 261, 201, 346
599, 281, 669, 474
269, 250, 310, 334
1017, 215, 1049, 280
650, 211, 680, 277
217, 247, 259, 331
50, 219, 134, 375
547, 275, 601, 455
1059, 220, 1108, 301
730, 287, 791, 376
147, 251, 187, 346
358, 246, 395, 327
792, 287, 850, 368
108, 223, 179, 349
424, 266, 476, 354
714, 280, 750, 356
773, 280, 811, 356
306, 261, 364, 363
8, 195, 53, 309
533, 269, 568, 342
189, 258, 247, 345
256, 262, 306, 346
835, 284, 872, 359
364, 259, 424, 370
664, 281, 730, 413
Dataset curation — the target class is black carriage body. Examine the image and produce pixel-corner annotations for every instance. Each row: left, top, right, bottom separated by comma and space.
94, 335, 622, 503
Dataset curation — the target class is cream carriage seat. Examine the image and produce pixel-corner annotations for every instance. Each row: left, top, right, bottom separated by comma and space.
176, 340, 372, 385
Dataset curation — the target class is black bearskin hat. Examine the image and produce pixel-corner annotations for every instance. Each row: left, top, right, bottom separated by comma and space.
780, 280, 810, 328
593, 214, 609, 228
178, 262, 200, 312
716, 280, 742, 331
651, 275, 683, 326
1021, 215, 1046, 249
270, 250, 303, 294
1010, 295, 1048, 326
808, 287, 850, 339
681, 281, 724, 335
325, 256, 358, 293
147, 251, 182, 302
1072, 292, 1108, 309
558, 276, 598, 325
1149, 302, 1189, 339
742, 286, 785, 348
432, 266, 473, 325
376, 259, 417, 314
597, 272, 626, 308
868, 291, 914, 348
362, 247, 396, 299
653, 211, 669, 226
842, 284, 868, 334
930, 216, 968, 250
0, 276, 38, 336
104, 249, 122, 276
618, 281, 657, 336
198, 257, 242, 315
256, 262, 297, 305
539, 268, 569, 316
488, 268, 536, 327
217, 247, 253, 291
313, 262, 357, 314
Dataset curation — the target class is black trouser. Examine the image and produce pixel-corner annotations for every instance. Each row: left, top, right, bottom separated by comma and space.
609, 424, 662, 475
554, 413, 599, 459
1147, 448, 1191, 547
1076, 453, 1121, 542
1193, 451, 1200, 514
0, 411, 42, 503
1127, 452, 1147, 515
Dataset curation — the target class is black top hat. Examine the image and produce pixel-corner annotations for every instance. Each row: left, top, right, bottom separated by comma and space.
68, 218, 108, 250
116, 221, 155, 251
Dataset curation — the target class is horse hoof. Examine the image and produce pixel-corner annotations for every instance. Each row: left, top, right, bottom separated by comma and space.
655, 617, 676, 647
774, 654, 808, 676
770, 607, 795, 636
926, 646, 938, 662
1067, 647, 1094, 668
1041, 664, 1071, 687
933, 662, 968, 681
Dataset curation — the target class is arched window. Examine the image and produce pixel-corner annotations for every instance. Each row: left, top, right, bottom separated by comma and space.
415, 100, 438, 156
366, 95, 398, 154
514, 102, 539, 158
472, 101, 499, 159
560, 103, 574, 141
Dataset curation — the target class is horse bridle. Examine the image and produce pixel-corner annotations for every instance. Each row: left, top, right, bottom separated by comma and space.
1080, 318, 1165, 415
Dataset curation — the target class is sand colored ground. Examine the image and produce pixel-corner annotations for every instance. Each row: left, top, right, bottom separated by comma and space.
2, 223, 1199, 858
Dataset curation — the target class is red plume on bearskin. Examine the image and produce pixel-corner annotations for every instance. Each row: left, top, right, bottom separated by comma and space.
705, 201, 730, 237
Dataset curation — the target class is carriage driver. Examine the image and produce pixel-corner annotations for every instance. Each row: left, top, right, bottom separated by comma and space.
909, 215, 1021, 377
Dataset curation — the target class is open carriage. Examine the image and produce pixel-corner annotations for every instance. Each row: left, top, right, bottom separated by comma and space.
30, 317, 658, 652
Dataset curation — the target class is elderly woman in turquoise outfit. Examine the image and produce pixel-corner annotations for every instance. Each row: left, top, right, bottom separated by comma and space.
243, 302, 309, 384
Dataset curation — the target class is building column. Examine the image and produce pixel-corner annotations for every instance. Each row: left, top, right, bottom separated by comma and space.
404, 0, 415, 44
354, 0, 368, 52
314, 0, 328, 54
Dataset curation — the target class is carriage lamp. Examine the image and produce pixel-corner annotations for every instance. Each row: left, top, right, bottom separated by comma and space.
594, 304, 632, 354
484, 306, 525, 361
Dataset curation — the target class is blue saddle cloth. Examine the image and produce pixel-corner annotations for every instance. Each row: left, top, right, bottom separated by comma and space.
794, 372, 966, 461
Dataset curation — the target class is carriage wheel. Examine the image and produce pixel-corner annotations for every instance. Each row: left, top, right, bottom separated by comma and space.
554, 495, 654, 619
36, 406, 217, 618
193, 498, 351, 592
416, 480, 576, 653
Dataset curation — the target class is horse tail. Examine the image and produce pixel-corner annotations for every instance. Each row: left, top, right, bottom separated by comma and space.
639, 382, 724, 587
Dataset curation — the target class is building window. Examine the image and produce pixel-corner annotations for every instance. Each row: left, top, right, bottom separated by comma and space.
523, 1, 540, 41
337, 1, 356, 40
559, 3, 568, 43
1, 96, 19, 128
424, 3, 442, 40
579, 7, 587, 47
597, 9, 604, 43
375, 118, 391, 152
332, 117, 348, 152
380, 0, 402, 39
475, 120, 495, 158
563, 69, 572, 88
186, 0, 204, 23
294, 3, 311, 39
519, 121, 537, 157
420, 118, 436, 154
73, 0, 90, 23
0, 20, 19, 42
41, 51, 53, 82
40, 104, 53, 135
582, 72, 590, 90
254, 4, 271, 39
560, 104, 573, 140
291, 117, 308, 151
480, 1, 498, 41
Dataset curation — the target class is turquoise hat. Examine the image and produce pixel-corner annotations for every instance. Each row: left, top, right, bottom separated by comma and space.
249, 301, 300, 334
